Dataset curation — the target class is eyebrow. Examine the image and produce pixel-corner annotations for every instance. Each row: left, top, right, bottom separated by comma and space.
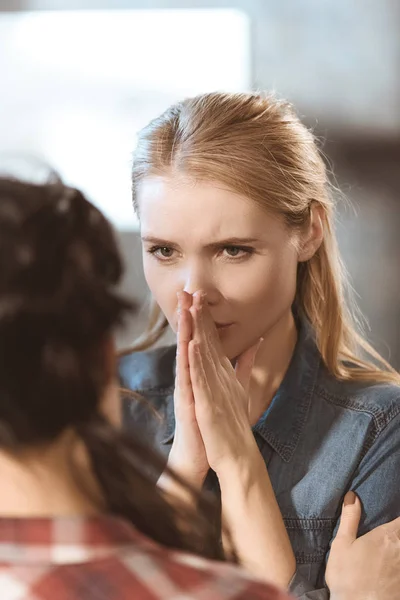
141, 235, 260, 247
141, 235, 176, 246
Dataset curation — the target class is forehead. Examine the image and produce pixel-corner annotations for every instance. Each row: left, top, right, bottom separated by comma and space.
137, 176, 280, 241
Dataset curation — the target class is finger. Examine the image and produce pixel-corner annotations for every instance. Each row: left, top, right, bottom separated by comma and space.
177, 291, 192, 348
176, 292, 193, 402
335, 491, 362, 543
235, 338, 263, 392
176, 310, 192, 387
190, 302, 218, 386
190, 291, 202, 344
188, 339, 212, 407
179, 290, 192, 311
197, 292, 224, 360
193, 292, 226, 366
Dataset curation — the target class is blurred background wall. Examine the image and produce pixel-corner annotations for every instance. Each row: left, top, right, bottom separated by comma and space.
0, 0, 399, 367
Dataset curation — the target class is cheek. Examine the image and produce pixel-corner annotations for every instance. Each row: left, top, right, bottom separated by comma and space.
142, 260, 180, 331
228, 254, 298, 313
219, 255, 298, 359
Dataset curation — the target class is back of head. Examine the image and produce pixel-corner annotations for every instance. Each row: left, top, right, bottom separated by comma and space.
132, 91, 400, 385
0, 175, 226, 561
0, 176, 130, 447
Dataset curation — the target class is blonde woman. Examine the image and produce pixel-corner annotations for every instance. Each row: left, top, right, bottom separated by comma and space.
119, 92, 400, 598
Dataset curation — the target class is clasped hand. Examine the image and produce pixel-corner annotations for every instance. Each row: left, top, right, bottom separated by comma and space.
168, 290, 261, 484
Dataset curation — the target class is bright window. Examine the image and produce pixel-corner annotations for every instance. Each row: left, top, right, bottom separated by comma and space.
0, 9, 250, 229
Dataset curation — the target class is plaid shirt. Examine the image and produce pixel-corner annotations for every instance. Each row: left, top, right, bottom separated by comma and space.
0, 516, 291, 600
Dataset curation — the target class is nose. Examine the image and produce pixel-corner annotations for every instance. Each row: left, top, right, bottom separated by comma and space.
182, 261, 220, 305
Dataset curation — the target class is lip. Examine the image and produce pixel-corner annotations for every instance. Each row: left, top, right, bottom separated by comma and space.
215, 322, 234, 330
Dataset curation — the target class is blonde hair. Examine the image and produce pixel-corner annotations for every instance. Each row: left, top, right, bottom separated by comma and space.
126, 91, 400, 385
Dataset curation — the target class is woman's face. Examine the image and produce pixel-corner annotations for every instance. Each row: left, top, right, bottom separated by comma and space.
138, 176, 303, 359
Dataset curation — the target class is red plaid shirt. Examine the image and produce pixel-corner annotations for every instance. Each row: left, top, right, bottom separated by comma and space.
0, 516, 291, 600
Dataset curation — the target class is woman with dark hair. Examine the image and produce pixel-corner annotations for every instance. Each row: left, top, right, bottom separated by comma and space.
0, 175, 398, 600
0, 176, 287, 599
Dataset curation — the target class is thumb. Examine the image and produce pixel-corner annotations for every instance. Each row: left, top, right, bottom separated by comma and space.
335, 491, 362, 543
235, 338, 263, 393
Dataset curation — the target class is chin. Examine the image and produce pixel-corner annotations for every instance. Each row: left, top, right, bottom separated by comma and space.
220, 329, 262, 361
220, 337, 246, 362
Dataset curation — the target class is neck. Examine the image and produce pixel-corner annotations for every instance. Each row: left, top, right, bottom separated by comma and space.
249, 310, 297, 424
0, 432, 101, 519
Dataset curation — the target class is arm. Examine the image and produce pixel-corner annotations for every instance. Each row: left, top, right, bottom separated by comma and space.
187, 295, 332, 598
218, 445, 296, 588
218, 454, 329, 599
187, 293, 296, 589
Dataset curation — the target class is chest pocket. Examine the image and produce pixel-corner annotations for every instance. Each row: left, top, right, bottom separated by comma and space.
255, 435, 337, 588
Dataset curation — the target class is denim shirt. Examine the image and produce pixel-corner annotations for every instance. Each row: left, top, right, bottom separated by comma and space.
119, 318, 400, 599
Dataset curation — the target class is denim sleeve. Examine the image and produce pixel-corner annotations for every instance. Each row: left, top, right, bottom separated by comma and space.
348, 410, 400, 533
290, 409, 400, 599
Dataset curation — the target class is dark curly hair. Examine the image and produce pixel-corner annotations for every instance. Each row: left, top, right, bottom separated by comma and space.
0, 176, 225, 561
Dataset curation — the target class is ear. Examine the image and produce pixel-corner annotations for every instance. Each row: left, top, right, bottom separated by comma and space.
298, 203, 324, 262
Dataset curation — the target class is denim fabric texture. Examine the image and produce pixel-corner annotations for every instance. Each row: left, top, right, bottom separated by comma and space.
119, 317, 400, 598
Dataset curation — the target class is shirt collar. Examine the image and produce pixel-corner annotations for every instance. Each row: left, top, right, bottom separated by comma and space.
0, 516, 140, 565
253, 317, 321, 462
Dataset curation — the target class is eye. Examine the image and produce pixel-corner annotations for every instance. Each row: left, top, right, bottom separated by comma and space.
158, 247, 174, 258
222, 246, 253, 259
224, 246, 242, 257
147, 245, 176, 260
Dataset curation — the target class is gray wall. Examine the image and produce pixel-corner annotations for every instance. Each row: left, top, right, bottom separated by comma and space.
330, 141, 400, 368
2, 0, 399, 139
1, 0, 399, 367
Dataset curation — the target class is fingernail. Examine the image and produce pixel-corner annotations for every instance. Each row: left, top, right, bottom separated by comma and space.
344, 491, 356, 506
195, 291, 203, 304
